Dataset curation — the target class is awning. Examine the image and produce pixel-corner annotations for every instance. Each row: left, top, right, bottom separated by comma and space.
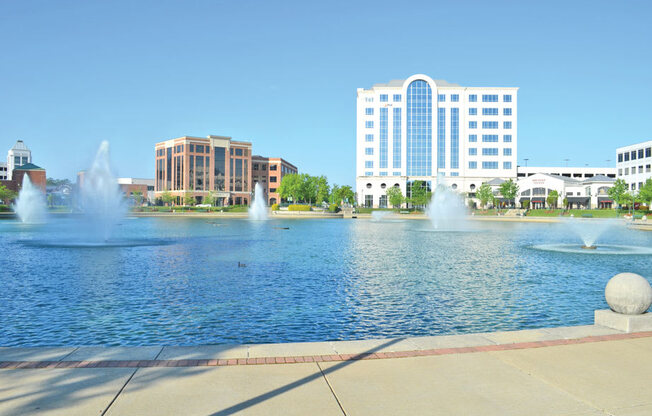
598, 197, 613, 203
566, 197, 590, 204
531, 198, 545, 203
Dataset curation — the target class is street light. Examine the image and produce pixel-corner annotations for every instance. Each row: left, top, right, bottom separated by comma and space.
564, 159, 570, 167
524, 158, 529, 167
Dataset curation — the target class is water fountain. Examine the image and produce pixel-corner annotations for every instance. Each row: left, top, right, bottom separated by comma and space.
14, 175, 47, 224
370, 211, 391, 222
564, 218, 617, 250
426, 176, 469, 231
79, 141, 126, 242
249, 182, 268, 220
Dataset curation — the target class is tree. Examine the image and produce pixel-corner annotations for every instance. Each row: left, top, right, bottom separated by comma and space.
161, 191, 175, 206
498, 179, 519, 208
183, 193, 195, 206
203, 192, 217, 206
335, 185, 354, 204
315, 176, 330, 205
638, 179, 652, 207
563, 197, 568, 210
408, 181, 428, 208
278, 173, 302, 203
47, 194, 54, 207
329, 184, 340, 204
547, 190, 559, 209
522, 199, 530, 209
0, 185, 17, 204
386, 186, 404, 208
607, 179, 628, 208
132, 191, 144, 206
476, 183, 494, 208
299, 174, 318, 204
46, 178, 72, 187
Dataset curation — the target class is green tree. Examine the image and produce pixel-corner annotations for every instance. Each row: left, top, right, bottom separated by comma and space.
638, 179, 652, 207
0, 185, 17, 204
183, 193, 195, 206
498, 179, 519, 208
278, 173, 302, 203
299, 174, 318, 204
607, 179, 629, 208
476, 183, 494, 208
546, 190, 559, 209
161, 191, 175, 206
336, 185, 354, 204
315, 175, 330, 205
329, 184, 340, 204
203, 192, 217, 206
47, 194, 54, 207
522, 199, 530, 209
408, 181, 428, 208
386, 186, 404, 208
563, 197, 568, 209
132, 191, 144, 206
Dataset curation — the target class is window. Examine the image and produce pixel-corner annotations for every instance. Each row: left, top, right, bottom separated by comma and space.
270, 176, 277, 183
482, 108, 498, 115
393, 94, 401, 102
646, 148, 651, 158
469, 108, 477, 115
469, 121, 477, 129
451, 94, 459, 102
646, 164, 651, 172
503, 134, 512, 142
503, 108, 512, 116
631, 151, 637, 160
253, 163, 259, 171
618, 153, 623, 162
482, 94, 498, 102
625, 168, 629, 175
469, 148, 477, 156
393, 172, 401, 176
270, 188, 277, 192
189, 144, 195, 152
624, 153, 630, 161
365, 121, 374, 128
482, 134, 498, 142
393, 107, 401, 168
365, 161, 373, 168
380, 172, 388, 176
365, 108, 374, 115
365, 147, 374, 155
503, 162, 512, 169
380, 94, 388, 102
482, 121, 498, 129
379, 108, 388, 169
438, 108, 446, 168
639, 149, 645, 159
365, 97, 373, 102
365, 171, 373, 176
270, 165, 277, 171
406, 79, 432, 176
503, 148, 512, 156
469, 161, 477, 169
365, 134, 374, 142
469, 94, 477, 102
438, 94, 445, 102
469, 134, 477, 142
503, 121, 512, 129
483, 161, 499, 169
450, 108, 459, 169
482, 148, 498, 156
618, 168, 622, 176
235, 148, 243, 156
640, 166, 644, 173
503, 95, 512, 102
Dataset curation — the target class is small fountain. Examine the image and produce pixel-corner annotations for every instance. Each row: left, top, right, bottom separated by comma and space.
14, 175, 47, 224
426, 175, 469, 231
565, 218, 618, 250
79, 141, 126, 241
370, 211, 391, 222
249, 182, 268, 221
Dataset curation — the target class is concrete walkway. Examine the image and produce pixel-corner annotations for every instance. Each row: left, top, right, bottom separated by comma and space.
2, 325, 652, 415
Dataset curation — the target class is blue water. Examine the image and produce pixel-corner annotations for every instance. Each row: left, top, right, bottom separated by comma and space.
0, 216, 650, 347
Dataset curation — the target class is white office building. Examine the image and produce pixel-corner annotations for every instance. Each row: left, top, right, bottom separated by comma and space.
7, 140, 32, 180
616, 140, 652, 192
517, 166, 616, 180
356, 74, 518, 207
0, 162, 7, 180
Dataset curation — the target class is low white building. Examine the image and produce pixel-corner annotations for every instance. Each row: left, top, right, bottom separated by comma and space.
6, 140, 32, 181
616, 140, 651, 192
516, 173, 615, 209
517, 166, 616, 180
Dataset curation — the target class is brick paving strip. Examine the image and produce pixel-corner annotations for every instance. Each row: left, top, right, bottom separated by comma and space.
2, 330, 651, 370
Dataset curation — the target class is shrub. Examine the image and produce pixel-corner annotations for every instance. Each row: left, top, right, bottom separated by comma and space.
271, 203, 280, 211
0, 205, 10, 212
288, 204, 311, 211
328, 203, 339, 213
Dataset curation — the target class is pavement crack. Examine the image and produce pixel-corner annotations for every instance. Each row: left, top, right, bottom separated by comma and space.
317, 362, 347, 416
58, 347, 79, 361
101, 368, 138, 416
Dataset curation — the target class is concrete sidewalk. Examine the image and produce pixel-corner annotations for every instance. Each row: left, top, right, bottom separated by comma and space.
2, 326, 652, 415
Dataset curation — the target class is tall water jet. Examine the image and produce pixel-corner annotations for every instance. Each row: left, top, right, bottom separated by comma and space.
426, 175, 469, 230
79, 141, 126, 241
249, 182, 268, 220
564, 217, 619, 249
14, 175, 47, 224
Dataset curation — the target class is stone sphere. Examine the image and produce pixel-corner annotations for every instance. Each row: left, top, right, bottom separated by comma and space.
605, 273, 652, 315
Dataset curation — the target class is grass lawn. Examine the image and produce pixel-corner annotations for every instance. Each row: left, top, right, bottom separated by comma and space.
526, 209, 622, 218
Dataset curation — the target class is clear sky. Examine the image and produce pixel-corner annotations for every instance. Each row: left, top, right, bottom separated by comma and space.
1, 0, 650, 186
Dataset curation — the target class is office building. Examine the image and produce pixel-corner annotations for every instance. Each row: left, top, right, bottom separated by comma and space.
6, 140, 32, 180
616, 140, 652, 192
252, 156, 298, 205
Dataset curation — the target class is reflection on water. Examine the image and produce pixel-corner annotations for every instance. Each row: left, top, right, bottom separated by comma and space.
0, 217, 650, 347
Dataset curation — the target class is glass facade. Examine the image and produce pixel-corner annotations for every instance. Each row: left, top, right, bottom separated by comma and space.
450, 108, 459, 169
392, 108, 401, 169
379, 108, 388, 169
438, 107, 445, 169
406, 80, 432, 176
214, 147, 225, 191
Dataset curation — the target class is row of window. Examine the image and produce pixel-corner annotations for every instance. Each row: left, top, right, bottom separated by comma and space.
618, 147, 652, 162
467, 161, 512, 169
364, 171, 403, 176
370, 107, 512, 116
468, 148, 512, 156
619, 165, 652, 175
469, 134, 512, 142
367, 94, 513, 104
468, 121, 512, 129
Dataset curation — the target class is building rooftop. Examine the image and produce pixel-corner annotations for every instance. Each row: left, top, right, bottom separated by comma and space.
370, 79, 461, 89
10, 140, 29, 151
14, 163, 43, 171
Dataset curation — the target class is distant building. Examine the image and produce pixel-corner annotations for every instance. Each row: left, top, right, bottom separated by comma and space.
117, 178, 155, 204
616, 140, 652, 192
154, 135, 254, 206
0, 162, 7, 180
356, 74, 518, 208
1, 163, 47, 195
514, 173, 615, 209
7, 140, 32, 180
251, 156, 298, 205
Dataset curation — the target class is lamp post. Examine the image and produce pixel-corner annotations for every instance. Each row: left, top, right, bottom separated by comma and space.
524, 158, 529, 167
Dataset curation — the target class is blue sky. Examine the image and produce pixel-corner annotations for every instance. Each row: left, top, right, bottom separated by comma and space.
1, 0, 650, 186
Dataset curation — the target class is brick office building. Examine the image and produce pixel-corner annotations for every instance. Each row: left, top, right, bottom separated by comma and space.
251, 156, 298, 205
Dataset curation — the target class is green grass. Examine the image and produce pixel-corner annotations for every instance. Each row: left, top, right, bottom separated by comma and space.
472, 209, 508, 216
525, 209, 621, 218
355, 208, 403, 214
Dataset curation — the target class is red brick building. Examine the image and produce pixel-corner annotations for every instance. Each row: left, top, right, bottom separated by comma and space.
0, 163, 46, 197
251, 156, 298, 205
